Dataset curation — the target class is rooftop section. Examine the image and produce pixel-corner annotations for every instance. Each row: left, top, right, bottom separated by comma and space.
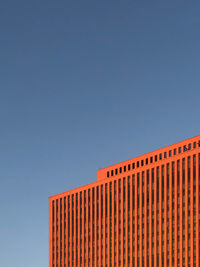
97, 135, 200, 181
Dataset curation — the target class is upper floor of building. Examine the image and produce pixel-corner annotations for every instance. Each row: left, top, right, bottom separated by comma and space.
49, 135, 200, 201
97, 135, 200, 182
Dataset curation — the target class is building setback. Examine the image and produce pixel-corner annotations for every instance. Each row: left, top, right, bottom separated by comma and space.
49, 135, 200, 266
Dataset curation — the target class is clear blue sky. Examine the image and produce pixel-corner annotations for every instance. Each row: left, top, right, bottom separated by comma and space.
0, 1, 200, 266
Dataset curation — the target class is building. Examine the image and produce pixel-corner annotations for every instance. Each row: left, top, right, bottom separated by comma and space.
49, 136, 200, 267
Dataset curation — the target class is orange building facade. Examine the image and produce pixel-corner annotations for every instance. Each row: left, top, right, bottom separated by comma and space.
49, 136, 200, 266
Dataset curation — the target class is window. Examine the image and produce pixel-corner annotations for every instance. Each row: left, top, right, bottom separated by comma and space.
115, 169, 118, 175
137, 161, 139, 168
174, 148, 176, 155
107, 171, 109, 178
146, 158, 148, 165
111, 170, 114, 176
132, 163, 135, 169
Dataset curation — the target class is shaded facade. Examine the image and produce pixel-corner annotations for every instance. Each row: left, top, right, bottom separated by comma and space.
49, 136, 200, 266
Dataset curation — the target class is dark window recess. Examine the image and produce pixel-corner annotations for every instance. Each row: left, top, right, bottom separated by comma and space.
111, 170, 114, 176
155, 155, 157, 162
150, 157, 153, 163
183, 145, 187, 152
137, 161, 139, 168
193, 142, 196, 148
164, 152, 167, 158
107, 172, 110, 178
119, 167, 122, 173
188, 143, 191, 150
124, 166, 126, 172
174, 149, 176, 155
128, 164, 131, 171
146, 158, 148, 165
159, 153, 162, 160
169, 150, 172, 157
115, 169, 118, 175
141, 160, 144, 166
178, 147, 181, 153
198, 140, 200, 147
132, 163, 135, 169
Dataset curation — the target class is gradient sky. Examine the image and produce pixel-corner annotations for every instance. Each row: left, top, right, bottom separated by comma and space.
1, 1, 200, 266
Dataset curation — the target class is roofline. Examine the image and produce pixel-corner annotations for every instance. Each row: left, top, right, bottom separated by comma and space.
97, 134, 200, 171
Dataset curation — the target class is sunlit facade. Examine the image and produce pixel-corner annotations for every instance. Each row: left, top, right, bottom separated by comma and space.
49, 135, 200, 266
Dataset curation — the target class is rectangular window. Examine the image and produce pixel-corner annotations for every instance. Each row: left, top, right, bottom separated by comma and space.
52, 200, 55, 266
60, 198, 62, 267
